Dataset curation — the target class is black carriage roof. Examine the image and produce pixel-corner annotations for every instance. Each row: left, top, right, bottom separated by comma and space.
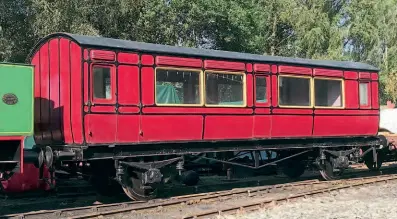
30, 32, 379, 72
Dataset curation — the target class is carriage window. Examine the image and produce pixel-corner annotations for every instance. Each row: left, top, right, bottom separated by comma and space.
359, 82, 369, 106
205, 71, 245, 106
314, 78, 343, 107
255, 76, 267, 103
155, 68, 202, 105
278, 76, 311, 106
93, 66, 112, 100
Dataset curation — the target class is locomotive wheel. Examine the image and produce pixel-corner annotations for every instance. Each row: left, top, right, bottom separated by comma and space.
363, 150, 384, 171
319, 158, 344, 181
121, 170, 157, 201
282, 160, 306, 179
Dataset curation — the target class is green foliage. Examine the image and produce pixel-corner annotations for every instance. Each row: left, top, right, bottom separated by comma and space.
1, 0, 397, 102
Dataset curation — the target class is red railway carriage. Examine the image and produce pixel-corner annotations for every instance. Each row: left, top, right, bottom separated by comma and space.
27, 33, 381, 200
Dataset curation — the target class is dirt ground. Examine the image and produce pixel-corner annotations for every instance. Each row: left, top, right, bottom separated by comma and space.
219, 181, 397, 219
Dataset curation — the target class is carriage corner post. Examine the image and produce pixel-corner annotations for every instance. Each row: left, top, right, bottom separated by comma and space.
25, 32, 382, 201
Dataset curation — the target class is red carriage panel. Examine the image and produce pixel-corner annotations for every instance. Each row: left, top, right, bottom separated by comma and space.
271, 75, 278, 107
271, 115, 313, 137
118, 106, 140, 113
271, 65, 277, 73
313, 109, 378, 136
90, 106, 114, 113
344, 80, 359, 109
371, 73, 378, 80
84, 62, 89, 106
155, 56, 202, 68
118, 52, 139, 64
118, 65, 140, 105
84, 49, 89, 60
372, 81, 379, 109
90, 50, 116, 61
246, 63, 253, 72
254, 108, 271, 114
314, 109, 378, 115
253, 116, 271, 138
140, 116, 203, 141
313, 68, 343, 77
204, 60, 245, 71
313, 115, 378, 136
85, 114, 117, 143
359, 72, 371, 79
278, 65, 312, 75
253, 64, 270, 73
59, 38, 73, 143
141, 55, 154, 66
116, 115, 140, 143
203, 116, 254, 140
273, 108, 312, 114
247, 74, 254, 107
141, 67, 155, 106
344, 71, 358, 79
70, 42, 84, 144
49, 39, 62, 142
39, 42, 50, 142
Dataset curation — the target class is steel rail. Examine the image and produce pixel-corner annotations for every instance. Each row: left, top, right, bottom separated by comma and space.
182, 174, 397, 219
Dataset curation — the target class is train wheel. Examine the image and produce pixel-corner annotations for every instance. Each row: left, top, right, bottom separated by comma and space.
121, 170, 157, 201
363, 150, 384, 171
319, 158, 344, 181
282, 160, 306, 179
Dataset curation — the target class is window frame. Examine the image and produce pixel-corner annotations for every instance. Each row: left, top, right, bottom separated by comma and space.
254, 75, 270, 107
90, 64, 116, 104
359, 81, 371, 108
313, 77, 345, 109
278, 74, 313, 108
154, 67, 204, 107
204, 70, 247, 108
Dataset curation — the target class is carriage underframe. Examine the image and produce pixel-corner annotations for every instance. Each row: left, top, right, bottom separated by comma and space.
36, 136, 385, 200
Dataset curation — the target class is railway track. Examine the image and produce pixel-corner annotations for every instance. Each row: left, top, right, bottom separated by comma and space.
182, 174, 397, 219
3, 173, 397, 219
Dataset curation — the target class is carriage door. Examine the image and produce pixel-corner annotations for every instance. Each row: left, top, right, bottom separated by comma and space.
85, 64, 117, 143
